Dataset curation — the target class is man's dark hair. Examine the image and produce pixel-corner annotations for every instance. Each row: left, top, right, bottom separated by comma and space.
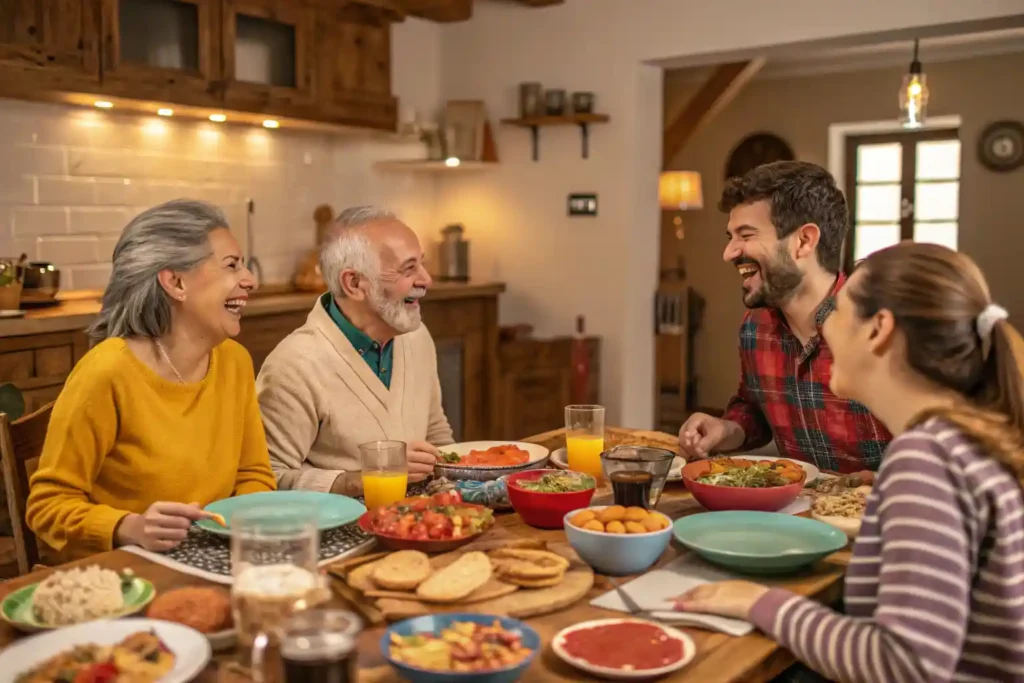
719, 161, 849, 274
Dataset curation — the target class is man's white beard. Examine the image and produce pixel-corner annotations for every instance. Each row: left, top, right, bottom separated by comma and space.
368, 281, 422, 334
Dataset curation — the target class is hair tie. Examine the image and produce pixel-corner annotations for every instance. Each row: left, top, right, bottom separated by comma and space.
977, 303, 1009, 358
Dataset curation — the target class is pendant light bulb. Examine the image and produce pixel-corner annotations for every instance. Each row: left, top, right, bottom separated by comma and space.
899, 39, 929, 128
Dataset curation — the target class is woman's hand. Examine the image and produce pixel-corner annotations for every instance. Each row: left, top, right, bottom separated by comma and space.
115, 501, 207, 552
406, 441, 439, 482
671, 580, 769, 620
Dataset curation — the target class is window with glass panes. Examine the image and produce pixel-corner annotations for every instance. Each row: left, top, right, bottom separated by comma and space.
843, 129, 961, 271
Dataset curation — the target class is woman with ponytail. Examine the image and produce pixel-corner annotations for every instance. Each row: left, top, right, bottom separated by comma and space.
675, 242, 1024, 682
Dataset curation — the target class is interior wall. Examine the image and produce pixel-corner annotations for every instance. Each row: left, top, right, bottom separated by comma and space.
435, 0, 1024, 428
665, 50, 1024, 410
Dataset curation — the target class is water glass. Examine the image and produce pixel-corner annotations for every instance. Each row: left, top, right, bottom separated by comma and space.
359, 440, 408, 509
230, 505, 327, 678
565, 405, 605, 479
601, 445, 676, 509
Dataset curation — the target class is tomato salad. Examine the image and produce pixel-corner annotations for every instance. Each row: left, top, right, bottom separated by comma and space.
366, 491, 495, 542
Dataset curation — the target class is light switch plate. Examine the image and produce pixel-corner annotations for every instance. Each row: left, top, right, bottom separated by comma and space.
568, 193, 598, 216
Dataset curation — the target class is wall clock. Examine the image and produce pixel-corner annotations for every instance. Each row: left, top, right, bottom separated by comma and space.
725, 133, 795, 180
978, 120, 1024, 173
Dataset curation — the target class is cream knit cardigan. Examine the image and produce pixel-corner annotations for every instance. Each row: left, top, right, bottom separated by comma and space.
256, 301, 454, 492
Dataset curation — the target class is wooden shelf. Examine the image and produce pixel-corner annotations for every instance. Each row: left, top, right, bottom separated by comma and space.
500, 114, 610, 161
373, 160, 499, 173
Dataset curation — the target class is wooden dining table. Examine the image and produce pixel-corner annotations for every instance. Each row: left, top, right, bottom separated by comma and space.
0, 427, 850, 682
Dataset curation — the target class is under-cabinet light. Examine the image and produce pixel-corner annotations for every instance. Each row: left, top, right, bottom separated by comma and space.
209, 113, 227, 123
157, 108, 173, 117
94, 101, 113, 109
445, 157, 461, 168
262, 120, 280, 129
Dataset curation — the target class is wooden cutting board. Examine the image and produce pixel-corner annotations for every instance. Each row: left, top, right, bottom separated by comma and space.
327, 538, 594, 624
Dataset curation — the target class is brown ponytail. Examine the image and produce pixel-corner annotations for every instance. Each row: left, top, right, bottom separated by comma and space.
851, 243, 1024, 483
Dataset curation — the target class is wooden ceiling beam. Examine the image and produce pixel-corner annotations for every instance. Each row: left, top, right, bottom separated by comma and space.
398, 0, 473, 22
662, 58, 765, 168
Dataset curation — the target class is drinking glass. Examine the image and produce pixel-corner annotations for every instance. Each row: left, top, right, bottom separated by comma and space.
230, 505, 328, 679
279, 609, 363, 683
359, 440, 408, 509
601, 445, 676, 509
565, 405, 606, 480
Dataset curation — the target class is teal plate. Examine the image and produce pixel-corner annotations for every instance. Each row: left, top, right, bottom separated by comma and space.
195, 490, 367, 537
672, 511, 848, 575
1, 575, 155, 633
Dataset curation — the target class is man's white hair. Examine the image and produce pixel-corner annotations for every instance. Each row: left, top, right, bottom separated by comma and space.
318, 205, 396, 299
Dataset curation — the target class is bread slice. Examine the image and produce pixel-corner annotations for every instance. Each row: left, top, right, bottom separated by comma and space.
372, 550, 432, 591
415, 551, 492, 602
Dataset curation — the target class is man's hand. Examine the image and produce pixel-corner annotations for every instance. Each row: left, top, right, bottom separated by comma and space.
679, 414, 745, 460
330, 471, 361, 497
406, 440, 439, 482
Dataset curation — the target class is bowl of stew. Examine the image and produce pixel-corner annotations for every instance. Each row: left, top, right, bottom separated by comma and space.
681, 457, 806, 512
504, 470, 596, 529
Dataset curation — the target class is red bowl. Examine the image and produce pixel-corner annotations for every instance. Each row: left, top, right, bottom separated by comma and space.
505, 469, 597, 529
680, 460, 804, 512
356, 503, 493, 553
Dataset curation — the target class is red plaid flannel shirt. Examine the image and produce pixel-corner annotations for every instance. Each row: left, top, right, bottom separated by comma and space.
722, 274, 891, 473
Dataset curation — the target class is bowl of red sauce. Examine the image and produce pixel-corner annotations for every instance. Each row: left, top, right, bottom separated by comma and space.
552, 618, 696, 679
504, 469, 596, 529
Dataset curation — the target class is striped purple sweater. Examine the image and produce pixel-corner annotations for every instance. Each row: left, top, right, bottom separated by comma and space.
750, 417, 1024, 682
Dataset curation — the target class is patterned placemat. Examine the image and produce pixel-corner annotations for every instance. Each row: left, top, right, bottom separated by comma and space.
122, 481, 432, 584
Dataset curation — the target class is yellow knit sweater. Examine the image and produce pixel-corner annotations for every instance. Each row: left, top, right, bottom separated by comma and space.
26, 337, 276, 560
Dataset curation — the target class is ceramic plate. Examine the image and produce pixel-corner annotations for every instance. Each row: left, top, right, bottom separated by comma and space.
1, 575, 155, 633
672, 510, 848, 575
551, 618, 696, 680
0, 618, 211, 683
550, 447, 687, 481
434, 441, 550, 482
194, 490, 366, 537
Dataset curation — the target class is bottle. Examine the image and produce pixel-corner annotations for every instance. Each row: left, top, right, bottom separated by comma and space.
570, 315, 590, 404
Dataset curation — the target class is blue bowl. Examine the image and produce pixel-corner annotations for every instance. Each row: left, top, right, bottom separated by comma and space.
672, 511, 849, 575
381, 613, 540, 683
562, 506, 673, 576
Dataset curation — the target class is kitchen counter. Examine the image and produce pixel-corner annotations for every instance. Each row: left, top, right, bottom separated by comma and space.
0, 281, 506, 338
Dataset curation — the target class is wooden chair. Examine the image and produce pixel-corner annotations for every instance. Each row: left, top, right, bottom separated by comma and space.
1, 402, 53, 576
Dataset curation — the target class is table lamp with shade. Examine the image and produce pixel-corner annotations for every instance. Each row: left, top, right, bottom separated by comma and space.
658, 170, 703, 279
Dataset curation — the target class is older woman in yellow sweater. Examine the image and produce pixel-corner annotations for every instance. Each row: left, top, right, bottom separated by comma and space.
26, 199, 276, 561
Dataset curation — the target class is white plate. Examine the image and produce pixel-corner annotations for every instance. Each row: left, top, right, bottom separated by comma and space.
552, 618, 696, 680
730, 454, 820, 483
435, 441, 550, 481
550, 447, 686, 481
0, 618, 212, 683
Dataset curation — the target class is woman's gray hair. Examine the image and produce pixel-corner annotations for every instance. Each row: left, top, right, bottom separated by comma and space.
87, 199, 228, 342
318, 205, 395, 299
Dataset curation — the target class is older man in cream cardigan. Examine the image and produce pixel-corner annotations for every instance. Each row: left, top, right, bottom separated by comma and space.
256, 206, 454, 496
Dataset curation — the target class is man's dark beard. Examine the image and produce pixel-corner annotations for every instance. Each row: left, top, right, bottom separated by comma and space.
738, 245, 803, 309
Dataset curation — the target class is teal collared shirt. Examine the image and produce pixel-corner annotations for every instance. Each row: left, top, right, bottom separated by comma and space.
323, 294, 394, 388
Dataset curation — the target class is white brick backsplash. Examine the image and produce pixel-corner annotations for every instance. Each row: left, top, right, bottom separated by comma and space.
37, 235, 99, 265
13, 207, 69, 237
0, 98, 436, 291
4, 145, 66, 175
65, 264, 112, 291
37, 176, 94, 205
69, 208, 130, 235
0, 176, 36, 204
68, 148, 154, 178
93, 178, 142, 206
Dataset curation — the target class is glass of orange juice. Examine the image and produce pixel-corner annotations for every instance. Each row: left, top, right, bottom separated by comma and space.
359, 440, 408, 509
565, 405, 606, 480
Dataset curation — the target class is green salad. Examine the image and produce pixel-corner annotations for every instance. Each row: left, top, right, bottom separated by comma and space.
696, 464, 790, 488
517, 472, 592, 493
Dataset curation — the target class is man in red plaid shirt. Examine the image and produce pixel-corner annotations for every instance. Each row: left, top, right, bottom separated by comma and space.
679, 161, 891, 473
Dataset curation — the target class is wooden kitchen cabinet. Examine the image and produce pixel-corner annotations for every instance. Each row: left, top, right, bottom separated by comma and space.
99, 0, 223, 106
0, 0, 101, 87
220, 0, 315, 116
314, 0, 397, 130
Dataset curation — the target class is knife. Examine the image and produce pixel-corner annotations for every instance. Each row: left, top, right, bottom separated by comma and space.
606, 576, 654, 619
